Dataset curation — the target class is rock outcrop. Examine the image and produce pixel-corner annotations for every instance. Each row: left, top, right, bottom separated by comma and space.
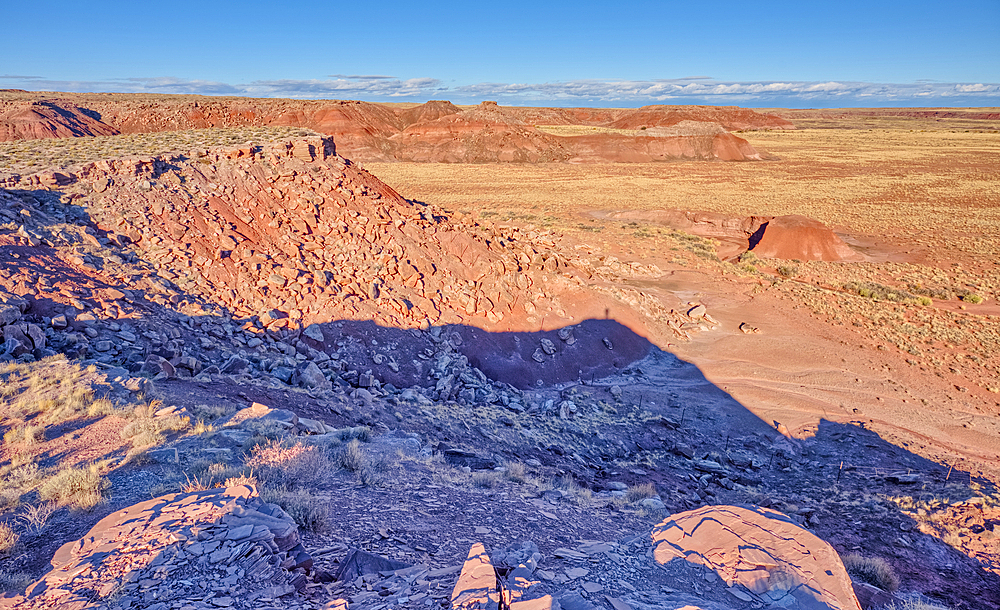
0, 92, 787, 163
0, 485, 309, 610
652, 505, 862, 610
748, 215, 863, 262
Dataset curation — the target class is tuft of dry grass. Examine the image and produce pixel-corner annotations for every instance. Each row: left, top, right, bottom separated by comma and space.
472, 471, 501, 488
38, 463, 108, 509
626, 482, 657, 503
842, 553, 899, 592
120, 400, 191, 448
504, 461, 526, 483
246, 439, 333, 489
556, 474, 592, 505
266, 491, 331, 533
338, 439, 387, 487
0, 523, 17, 557
17, 502, 56, 535
3, 424, 44, 446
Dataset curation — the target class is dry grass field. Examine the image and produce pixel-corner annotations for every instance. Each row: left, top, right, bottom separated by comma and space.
0, 126, 317, 174
368, 120, 1000, 259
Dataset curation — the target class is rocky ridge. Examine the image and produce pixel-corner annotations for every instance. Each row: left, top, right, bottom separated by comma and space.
0, 93, 788, 163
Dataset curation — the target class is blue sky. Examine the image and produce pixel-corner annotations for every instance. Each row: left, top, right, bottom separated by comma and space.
2, 0, 997, 107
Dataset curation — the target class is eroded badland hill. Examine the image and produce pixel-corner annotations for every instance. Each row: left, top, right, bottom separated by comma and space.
0, 94, 998, 610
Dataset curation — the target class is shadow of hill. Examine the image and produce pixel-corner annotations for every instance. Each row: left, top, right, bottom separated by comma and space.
2, 185, 999, 609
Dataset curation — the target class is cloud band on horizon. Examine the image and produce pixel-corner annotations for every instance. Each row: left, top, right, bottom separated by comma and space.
1, 75, 997, 108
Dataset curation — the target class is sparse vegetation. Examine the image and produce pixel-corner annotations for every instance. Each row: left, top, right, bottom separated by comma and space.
120, 401, 191, 449
270, 492, 331, 533
625, 482, 657, 503
37, 463, 108, 509
844, 281, 918, 303
881, 598, 951, 610
842, 553, 899, 592
17, 502, 56, 534
504, 461, 526, 483
337, 438, 387, 487
472, 471, 501, 488
0, 522, 17, 557
777, 264, 799, 278
0, 126, 320, 174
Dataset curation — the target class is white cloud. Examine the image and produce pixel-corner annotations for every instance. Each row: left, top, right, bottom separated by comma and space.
1, 75, 997, 107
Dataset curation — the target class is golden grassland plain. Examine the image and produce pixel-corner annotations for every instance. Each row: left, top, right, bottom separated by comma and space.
368, 117, 1000, 393
367, 124, 1000, 258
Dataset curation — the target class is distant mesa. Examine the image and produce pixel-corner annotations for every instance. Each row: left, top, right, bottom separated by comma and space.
0, 92, 791, 163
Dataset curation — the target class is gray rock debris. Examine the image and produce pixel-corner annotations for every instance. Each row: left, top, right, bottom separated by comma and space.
3, 485, 307, 610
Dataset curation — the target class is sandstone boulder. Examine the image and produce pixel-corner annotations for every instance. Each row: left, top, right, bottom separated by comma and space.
651, 505, 862, 610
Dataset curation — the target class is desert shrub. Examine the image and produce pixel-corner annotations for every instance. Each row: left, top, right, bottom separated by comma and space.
0, 489, 20, 511
17, 502, 56, 534
246, 439, 333, 489
120, 404, 191, 448
38, 464, 107, 509
339, 439, 366, 473
338, 439, 387, 487
190, 403, 233, 421
960, 294, 983, 304
192, 419, 215, 435
556, 474, 592, 505
777, 265, 799, 278
473, 471, 500, 488
626, 482, 657, 503
907, 283, 951, 300
1, 461, 40, 492
331, 426, 371, 443
276, 493, 331, 533
239, 419, 288, 448
0, 523, 17, 557
223, 473, 258, 488
917, 296, 933, 306
842, 553, 899, 592
505, 461, 526, 483
844, 281, 917, 303
3, 425, 44, 445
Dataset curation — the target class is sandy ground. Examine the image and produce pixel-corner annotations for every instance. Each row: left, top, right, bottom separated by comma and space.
367, 115, 1000, 485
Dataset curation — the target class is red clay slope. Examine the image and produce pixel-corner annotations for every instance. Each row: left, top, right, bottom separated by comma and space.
0, 93, 783, 162
0, 101, 119, 141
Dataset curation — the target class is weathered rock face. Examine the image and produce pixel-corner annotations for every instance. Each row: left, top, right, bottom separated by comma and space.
1, 486, 307, 610
607, 104, 795, 131
652, 505, 862, 610
749, 215, 862, 262
0, 134, 698, 350
0, 93, 784, 162
0, 101, 119, 141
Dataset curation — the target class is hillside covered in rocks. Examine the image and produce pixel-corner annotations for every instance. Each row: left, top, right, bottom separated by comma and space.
1, 124, 998, 610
